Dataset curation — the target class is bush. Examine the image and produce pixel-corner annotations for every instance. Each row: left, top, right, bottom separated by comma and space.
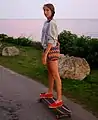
1, 31, 98, 68
58, 30, 98, 68
0, 34, 42, 50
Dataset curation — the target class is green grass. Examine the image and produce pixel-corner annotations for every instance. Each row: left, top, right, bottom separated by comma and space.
0, 44, 98, 117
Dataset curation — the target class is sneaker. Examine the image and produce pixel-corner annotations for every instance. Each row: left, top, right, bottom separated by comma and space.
40, 93, 53, 98
49, 100, 63, 108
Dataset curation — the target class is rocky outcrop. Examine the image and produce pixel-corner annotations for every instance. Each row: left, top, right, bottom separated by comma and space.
2, 46, 19, 56
58, 55, 90, 80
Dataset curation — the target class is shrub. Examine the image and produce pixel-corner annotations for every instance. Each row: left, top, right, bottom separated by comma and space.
0, 34, 42, 50
1, 31, 98, 68
58, 30, 98, 68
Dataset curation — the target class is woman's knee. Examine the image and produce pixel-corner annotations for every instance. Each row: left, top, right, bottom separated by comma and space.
47, 65, 53, 79
52, 72, 59, 80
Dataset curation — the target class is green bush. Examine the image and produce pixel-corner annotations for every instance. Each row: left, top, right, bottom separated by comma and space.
1, 31, 98, 68
0, 34, 42, 50
58, 30, 98, 68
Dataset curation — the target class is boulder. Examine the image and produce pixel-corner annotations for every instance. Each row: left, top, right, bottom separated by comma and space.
58, 55, 90, 80
2, 46, 19, 56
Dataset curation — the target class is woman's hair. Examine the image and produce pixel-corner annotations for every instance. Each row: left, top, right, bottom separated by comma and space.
43, 3, 55, 19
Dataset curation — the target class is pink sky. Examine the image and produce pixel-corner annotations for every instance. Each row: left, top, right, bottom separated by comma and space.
0, 19, 98, 41
0, 20, 44, 40
0, 0, 98, 40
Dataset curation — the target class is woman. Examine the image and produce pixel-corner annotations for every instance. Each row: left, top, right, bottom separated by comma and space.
40, 3, 63, 108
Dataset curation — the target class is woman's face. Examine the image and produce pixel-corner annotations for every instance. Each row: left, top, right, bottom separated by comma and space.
43, 6, 52, 19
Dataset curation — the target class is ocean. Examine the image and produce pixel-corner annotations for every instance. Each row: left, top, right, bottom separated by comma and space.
0, 19, 98, 41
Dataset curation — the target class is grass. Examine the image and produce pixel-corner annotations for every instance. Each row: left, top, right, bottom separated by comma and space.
0, 43, 98, 117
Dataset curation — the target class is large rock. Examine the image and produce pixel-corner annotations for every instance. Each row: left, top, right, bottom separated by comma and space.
58, 55, 90, 80
2, 46, 19, 56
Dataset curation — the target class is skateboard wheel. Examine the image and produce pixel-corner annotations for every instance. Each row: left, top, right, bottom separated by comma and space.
56, 115, 60, 119
38, 98, 42, 103
68, 114, 71, 117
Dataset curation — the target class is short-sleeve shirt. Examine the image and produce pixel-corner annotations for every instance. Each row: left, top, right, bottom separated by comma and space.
41, 19, 58, 50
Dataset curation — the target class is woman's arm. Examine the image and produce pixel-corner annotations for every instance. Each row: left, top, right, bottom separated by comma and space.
44, 43, 52, 56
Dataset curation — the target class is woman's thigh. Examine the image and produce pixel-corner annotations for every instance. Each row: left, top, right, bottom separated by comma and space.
47, 60, 59, 76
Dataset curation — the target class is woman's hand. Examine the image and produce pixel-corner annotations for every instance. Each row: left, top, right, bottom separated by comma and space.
42, 43, 52, 65
42, 53, 47, 65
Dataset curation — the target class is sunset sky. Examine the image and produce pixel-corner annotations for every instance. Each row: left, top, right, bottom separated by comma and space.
0, 0, 98, 40
0, 0, 98, 19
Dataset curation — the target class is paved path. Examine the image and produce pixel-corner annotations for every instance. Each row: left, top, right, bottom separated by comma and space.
0, 66, 98, 120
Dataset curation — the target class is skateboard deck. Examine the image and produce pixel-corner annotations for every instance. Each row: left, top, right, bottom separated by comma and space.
39, 96, 72, 119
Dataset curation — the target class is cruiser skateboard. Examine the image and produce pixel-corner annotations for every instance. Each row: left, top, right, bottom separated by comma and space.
38, 95, 72, 119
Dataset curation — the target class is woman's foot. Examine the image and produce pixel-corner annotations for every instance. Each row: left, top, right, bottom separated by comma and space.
49, 100, 63, 108
40, 92, 53, 98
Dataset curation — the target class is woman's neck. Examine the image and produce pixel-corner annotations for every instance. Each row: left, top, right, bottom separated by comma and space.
47, 17, 53, 22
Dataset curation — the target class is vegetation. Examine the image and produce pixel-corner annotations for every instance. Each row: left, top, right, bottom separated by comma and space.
0, 32, 98, 117
58, 30, 98, 68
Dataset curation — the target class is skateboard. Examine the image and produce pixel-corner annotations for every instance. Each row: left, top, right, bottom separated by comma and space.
38, 95, 72, 119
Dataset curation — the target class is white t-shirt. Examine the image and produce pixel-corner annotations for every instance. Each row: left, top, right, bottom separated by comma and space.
41, 19, 58, 50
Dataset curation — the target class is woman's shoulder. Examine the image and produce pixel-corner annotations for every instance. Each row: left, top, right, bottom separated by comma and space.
43, 20, 48, 25
49, 19, 57, 29
49, 19, 58, 30
50, 19, 56, 25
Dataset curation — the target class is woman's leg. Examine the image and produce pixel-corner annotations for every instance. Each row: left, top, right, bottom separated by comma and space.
47, 62, 54, 94
40, 61, 54, 98
48, 60, 62, 101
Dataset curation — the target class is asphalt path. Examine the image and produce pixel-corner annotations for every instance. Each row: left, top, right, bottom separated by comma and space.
0, 66, 98, 120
